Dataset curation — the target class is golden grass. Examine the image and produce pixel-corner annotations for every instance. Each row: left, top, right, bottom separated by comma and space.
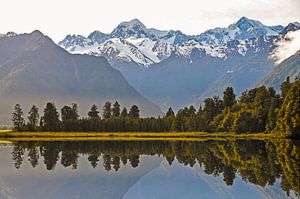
0, 130, 12, 133
0, 131, 281, 142
0, 137, 230, 142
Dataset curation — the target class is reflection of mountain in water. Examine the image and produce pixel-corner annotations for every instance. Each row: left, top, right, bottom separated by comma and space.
123, 159, 288, 199
0, 155, 162, 199
0, 139, 299, 199
0, 178, 15, 199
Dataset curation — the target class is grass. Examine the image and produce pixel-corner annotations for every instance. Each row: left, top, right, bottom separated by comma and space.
0, 130, 281, 142
0, 130, 12, 133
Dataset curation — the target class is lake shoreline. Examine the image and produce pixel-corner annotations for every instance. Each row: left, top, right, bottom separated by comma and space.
0, 130, 290, 142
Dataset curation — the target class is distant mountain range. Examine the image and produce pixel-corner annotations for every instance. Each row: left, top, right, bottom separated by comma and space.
58, 17, 289, 67
59, 17, 300, 111
0, 31, 161, 124
0, 17, 299, 124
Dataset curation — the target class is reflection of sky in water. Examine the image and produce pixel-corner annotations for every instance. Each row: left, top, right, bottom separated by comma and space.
0, 144, 296, 199
123, 160, 287, 199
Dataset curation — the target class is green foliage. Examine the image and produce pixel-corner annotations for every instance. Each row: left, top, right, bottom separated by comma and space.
129, 105, 140, 118
233, 109, 258, 133
281, 76, 291, 99
121, 107, 128, 117
112, 101, 121, 117
61, 104, 79, 131
165, 107, 175, 117
88, 104, 99, 119
41, 102, 60, 131
275, 80, 300, 138
11, 104, 25, 131
11, 78, 300, 135
103, 102, 112, 119
223, 87, 236, 108
28, 105, 39, 131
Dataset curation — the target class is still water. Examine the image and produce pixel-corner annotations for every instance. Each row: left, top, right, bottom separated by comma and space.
0, 139, 299, 199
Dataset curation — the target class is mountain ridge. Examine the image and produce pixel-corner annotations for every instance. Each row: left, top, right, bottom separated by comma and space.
0, 30, 162, 124
259, 49, 300, 90
56, 17, 300, 111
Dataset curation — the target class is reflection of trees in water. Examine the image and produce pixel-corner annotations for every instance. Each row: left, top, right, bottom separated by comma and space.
10, 140, 300, 196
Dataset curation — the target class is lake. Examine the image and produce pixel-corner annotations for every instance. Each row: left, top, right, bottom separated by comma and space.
0, 139, 299, 199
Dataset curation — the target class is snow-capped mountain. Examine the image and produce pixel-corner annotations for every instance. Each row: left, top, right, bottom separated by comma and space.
58, 17, 286, 68
58, 19, 189, 66
60, 36, 174, 66
110, 18, 190, 44
196, 17, 282, 46
58, 34, 92, 52
87, 30, 109, 43
58, 17, 299, 111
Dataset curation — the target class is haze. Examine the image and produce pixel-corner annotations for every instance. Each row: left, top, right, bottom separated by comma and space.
1, 0, 299, 42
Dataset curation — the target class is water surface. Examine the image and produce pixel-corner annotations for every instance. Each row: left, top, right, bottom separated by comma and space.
0, 139, 299, 199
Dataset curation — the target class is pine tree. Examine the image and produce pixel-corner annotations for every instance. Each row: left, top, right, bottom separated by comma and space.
165, 107, 175, 117
61, 104, 78, 122
11, 104, 25, 131
88, 104, 99, 119
281, 76, 291, 99
223, 87, 236, 108
28, 105, 39, 130
129, 105, 140, 118
121, 107, 128, 117
42, 102, 60, 131
112, 101, 121, 117
103, 101, 112, 119
61, 104, 79, 131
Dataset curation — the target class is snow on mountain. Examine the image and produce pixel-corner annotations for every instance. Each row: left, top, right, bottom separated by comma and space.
87, 31, 108, 43
0, 32, 17, 38
175, 40, 227, 59
96, 38, 156, 66
110, 19, 187, 44
110, 19, 152, 39
80, 37, 174, 66
58, 17, 294, 67
58, 34, 92, 52
197, 17, 280, 46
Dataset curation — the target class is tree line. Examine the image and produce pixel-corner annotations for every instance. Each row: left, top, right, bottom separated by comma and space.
11, 77, 300, 137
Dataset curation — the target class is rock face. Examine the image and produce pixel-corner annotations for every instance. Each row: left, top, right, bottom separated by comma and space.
0, 30, 162, 124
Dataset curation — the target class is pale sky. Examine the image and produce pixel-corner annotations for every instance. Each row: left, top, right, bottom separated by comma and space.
1, 0, 299, 42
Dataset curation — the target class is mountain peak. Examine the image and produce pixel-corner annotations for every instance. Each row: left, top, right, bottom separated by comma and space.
234, 17, 262, 30
281, 22, 300, 35
31, 30, 44, 37
87, 30, 108, 43
110, 18, 150, 39
237, 16, 250, 22
119, 18, 146, 29
288, 22, 300, 28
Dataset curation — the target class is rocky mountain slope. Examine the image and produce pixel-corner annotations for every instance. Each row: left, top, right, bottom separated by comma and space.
260, 49, 300, 90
